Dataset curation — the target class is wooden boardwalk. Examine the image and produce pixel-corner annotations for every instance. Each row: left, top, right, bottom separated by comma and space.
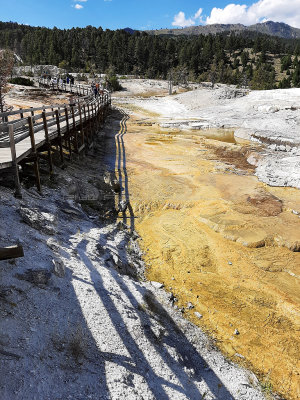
0, 79, 111, 195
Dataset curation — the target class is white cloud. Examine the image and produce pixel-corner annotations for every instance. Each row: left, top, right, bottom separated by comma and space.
172, 8, 203, 27
206, 0, 300, 28
74, 3, 83, 9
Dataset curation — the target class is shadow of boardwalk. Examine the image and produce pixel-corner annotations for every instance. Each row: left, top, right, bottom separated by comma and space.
0, 108, 243, 399
75, 237, 235, 399
0, 200, 111, 400
103, 108, 135, 232
62, 107, 235, 399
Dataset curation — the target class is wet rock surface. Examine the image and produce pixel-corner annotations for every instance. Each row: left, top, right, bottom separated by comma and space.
112, 83, 300, 400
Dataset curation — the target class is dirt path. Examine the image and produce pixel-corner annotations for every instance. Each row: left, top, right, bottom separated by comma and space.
113, 104, 300, 400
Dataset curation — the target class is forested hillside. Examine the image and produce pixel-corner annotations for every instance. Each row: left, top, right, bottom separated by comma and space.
1, 21, 300, 89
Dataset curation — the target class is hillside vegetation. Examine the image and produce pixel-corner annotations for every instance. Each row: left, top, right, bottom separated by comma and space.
1, 21, 300, 89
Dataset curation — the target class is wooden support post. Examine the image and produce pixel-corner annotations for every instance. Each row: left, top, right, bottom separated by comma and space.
93, 102, 97, 131
28, 116, 41, 193
78, 105, 85, 150
64, 107, 72, 160
87, 104, 92, 142
94, 102, 98, 132
90, 103, 94, 136
0, 245, 24, 261
42, 111, 53, 175
83, 105, 89, 145
98, 102, 102, 127
20, 108, 24, 119
71, 106, 79, 153
55, 110, 64, 165
8, 124, 22, 198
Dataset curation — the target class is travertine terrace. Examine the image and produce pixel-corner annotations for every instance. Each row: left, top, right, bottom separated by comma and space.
113, 79, 300, 399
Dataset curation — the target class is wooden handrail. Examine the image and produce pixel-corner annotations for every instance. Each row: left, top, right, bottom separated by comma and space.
0, 79, 111, 186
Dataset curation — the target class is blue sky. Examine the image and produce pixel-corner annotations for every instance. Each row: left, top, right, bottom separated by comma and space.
1, 0, 299, 30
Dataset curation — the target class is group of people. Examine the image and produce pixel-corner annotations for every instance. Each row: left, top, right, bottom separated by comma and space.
42, 74, 75, 86
91, 82, 104, 98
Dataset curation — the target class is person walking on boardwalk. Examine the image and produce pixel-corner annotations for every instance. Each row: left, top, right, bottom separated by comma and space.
93, 85, 98, 98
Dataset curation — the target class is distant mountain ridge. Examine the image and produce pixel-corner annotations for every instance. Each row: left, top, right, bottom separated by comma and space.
123, 27, 136, 35
146, 21, 300, 39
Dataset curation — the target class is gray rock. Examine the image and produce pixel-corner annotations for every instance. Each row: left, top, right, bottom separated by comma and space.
112, 254, 120, 265
187, 302, 194, 309
103, 252, 112, 262
20, 206, 56, 235
106, 260, 115, 269
228, 261, 233, 265
111, 180, 121, 193
151, 281, 164, 289
194, 312, 203, 319
52, 259, 65, 278
16, 269, 52, 285
118, 200, 129, 212
234, 329, 240, 335
46, 238, 60, 252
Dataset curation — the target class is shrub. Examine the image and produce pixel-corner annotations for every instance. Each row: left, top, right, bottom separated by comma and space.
105, 74, 122, 91
9, 77, 34, 86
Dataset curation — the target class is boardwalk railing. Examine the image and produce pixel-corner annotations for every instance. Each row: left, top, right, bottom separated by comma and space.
38, 77, 92, 96
0, 81, 111, 197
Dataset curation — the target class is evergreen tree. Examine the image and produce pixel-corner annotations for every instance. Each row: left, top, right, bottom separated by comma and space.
251, 64, 275, 90
292, 66, 300, 87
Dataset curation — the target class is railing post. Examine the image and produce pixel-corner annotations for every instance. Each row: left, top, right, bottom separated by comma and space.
83, 105, 89, 145
87, 104, 92, 144
78, 105, 85, 150
28, 116, 41, 193
8, 124, 22, 198
93, 102, 98, 132
42, 111, 53, 175
64, 107, 72, 160
55, 110, 64, 165
97, 98, 102, 127
71, 106, 79, 153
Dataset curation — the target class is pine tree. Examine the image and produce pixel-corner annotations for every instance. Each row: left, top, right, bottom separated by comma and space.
292, 66, 300, 87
